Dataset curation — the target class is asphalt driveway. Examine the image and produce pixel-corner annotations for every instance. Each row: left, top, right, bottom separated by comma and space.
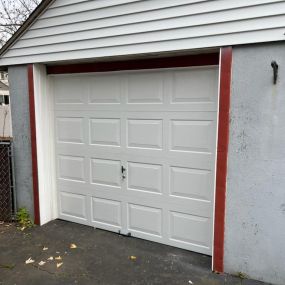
0, 220, 270, 285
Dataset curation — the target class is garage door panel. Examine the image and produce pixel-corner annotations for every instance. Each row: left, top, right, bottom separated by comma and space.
90, 158, 122, 188
54, 76, 88, 105
170, 166, 213, 201
171, 67, 219, 104
126, 72, 164, 104
54, 66, 218, 255
58, 155, 86, 183
90, 118, 121, 146
89, 75, 122, 104
59, 191, 88, 222
127, 119, 163, 150
91, 197, 122, 230
128, 203, 162, 237
170, 119, 216, 153
127, 162, 163, 194
56, 117, 85, 144
169, 211, 212, 250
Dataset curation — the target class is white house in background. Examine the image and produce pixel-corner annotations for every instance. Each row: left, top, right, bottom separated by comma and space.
0, 71, 12, 138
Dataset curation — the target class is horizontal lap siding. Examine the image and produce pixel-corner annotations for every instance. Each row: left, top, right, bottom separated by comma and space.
1, 0, 285, 65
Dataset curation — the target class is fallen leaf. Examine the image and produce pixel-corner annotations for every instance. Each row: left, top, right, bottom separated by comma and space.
188, 281, 193, 284
55, 256, 62, 261
56, 251, 60, 254
43, 246, 48, 251
57, 262, 63, 268
20, 227, 26, 231
38, 261, 46, 266
25, 257, 35, 264
70, 243, 77, 249
47, 256, 54, 261
129, 256, 137, 261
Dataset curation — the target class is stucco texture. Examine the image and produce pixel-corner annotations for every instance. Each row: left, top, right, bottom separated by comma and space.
8, 65, 34, 218
224, 43, 285, 285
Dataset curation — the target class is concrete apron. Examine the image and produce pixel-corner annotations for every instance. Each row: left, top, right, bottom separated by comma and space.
0, 220, 269, 285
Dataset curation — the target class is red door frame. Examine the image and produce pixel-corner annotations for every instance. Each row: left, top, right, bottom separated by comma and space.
213, 47, 232, 272
29, 49, 232, 270
28, 64, 40, 225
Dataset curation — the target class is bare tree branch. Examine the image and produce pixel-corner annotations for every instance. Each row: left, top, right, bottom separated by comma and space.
0, 0, 41, 48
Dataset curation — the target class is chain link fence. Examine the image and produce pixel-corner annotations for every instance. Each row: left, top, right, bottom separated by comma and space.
0, 140, 16, 222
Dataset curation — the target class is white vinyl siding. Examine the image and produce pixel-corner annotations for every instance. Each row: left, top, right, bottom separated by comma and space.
0, 0, 285, 65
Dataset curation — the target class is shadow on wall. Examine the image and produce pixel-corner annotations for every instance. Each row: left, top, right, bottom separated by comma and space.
0, 105, 12, 139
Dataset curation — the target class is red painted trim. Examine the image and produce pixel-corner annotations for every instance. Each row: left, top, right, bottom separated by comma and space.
213, 47, 232, 273
47, 52, 219, 74
28, 64, 40, 225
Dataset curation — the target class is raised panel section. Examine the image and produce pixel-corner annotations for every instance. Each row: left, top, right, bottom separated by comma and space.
128, 204, 162, 236
170, 211, 211, 248
60, 192, 87, 220
170, 120, 213, 153
89, 75, 121, 104
128, 119, 163, 149
56, 117, 84, 144
54, 77, 86, 104
58, 155, 85, 182
91, 158, 121, 187
128, 162, 162, 193
53, 68, 218, 255
92, 197, 121, 227
127, 72, 163, 104
170, 167, 211, 201
90, 118, 120, 146
172, 68, 218, 103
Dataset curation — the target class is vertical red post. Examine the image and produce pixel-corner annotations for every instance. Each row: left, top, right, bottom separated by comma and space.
213, 47, 232, 272
28, 64, 40, 225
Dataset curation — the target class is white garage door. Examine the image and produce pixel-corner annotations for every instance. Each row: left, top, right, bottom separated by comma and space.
53, 66, 219, 255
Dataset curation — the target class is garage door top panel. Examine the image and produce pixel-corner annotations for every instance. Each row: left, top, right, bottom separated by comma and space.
53, 66, 219, 112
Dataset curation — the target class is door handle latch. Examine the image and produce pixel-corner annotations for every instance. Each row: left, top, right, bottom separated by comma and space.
121, 166, 126, 179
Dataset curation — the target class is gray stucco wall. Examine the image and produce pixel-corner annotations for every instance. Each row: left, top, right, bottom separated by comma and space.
225, 43, 285, 285
8, 65, 34, 218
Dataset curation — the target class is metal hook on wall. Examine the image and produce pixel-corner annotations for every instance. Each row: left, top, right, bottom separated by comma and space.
271, 60, 279, 84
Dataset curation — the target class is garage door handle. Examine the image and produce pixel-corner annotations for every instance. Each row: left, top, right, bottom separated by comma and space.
121, 166, 126, 179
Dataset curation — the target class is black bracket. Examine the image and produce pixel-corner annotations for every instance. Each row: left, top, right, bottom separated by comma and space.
271, 60, 279, 84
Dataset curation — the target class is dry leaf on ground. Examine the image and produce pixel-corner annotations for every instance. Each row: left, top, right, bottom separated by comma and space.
38, 261, 46, 266
57, 262, 63, 268
129, 256, 137, 261
47, 256, 54, 261
55, 256, 62, 261
25, 257, 35, 264
70, 243, 77, 249
43, 246, 48, 251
